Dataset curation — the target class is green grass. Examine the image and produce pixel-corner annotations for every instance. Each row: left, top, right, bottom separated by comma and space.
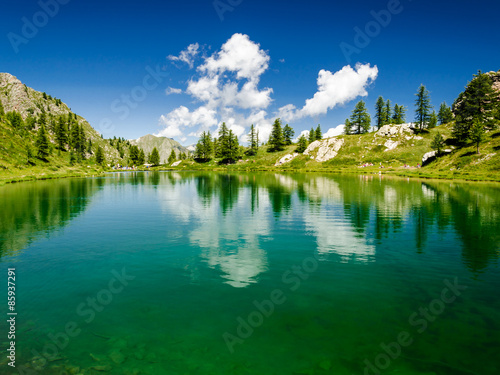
2, 120, 499, 184
0, 119, 105, 185
148, 123, 500, 183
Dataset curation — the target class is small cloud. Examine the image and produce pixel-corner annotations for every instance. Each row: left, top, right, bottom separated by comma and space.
323, 125, 345, 138
279, 59, 285, 63
167, 43, 200, 69
166, 87, 183, 95
292, 130, 310, 143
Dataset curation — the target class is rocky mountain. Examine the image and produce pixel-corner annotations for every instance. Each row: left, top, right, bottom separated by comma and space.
130, 134, 189, 163
0, 72, 121, 163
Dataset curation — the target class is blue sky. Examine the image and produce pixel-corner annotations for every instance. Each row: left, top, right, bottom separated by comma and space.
1, 0, 499, 145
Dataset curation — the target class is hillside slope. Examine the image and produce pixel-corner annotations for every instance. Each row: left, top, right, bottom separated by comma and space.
0, 73, 121, 162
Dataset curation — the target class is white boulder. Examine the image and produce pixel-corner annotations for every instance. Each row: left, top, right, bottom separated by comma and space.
275, 153, 298, 166
376, 124, 414, 137
304, 138, 344, 162
384, 140, 399, 151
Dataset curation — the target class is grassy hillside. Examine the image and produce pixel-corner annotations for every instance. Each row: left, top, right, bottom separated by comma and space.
155, 123, 500, 182
0, 73, 133, 184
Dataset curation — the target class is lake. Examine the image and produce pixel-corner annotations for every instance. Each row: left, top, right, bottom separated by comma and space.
0, 172, 499, 375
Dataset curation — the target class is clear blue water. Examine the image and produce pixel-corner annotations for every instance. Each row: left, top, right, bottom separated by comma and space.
0, 172, 499, 374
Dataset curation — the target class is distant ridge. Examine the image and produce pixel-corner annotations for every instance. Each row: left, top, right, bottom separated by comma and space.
129, 134, 189, 163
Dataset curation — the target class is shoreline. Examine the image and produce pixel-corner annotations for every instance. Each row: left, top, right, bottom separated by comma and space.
2, 166, 498, 186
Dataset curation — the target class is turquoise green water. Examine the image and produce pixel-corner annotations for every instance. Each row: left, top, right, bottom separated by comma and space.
0, 172, 499, 375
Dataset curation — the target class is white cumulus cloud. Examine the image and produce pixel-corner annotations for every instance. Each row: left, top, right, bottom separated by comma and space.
300, 63, 378, 117
199, 33, 270, 81
323, 125, 345, 138
158, 34, 378, 145
156, 106, 218, 138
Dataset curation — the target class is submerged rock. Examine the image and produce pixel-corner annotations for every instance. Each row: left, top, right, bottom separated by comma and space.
304, 137, 344, 162
109, 349, 126, 364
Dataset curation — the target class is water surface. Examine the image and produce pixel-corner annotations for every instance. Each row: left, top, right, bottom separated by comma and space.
0, 172, 499, 374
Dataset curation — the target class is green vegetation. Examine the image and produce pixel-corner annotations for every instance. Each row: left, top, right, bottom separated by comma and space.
414, 84, 432, 130
268, 118, 285, 152
148, 147, 160, 166
246, 125, 259, 156
348, 100, 371, 134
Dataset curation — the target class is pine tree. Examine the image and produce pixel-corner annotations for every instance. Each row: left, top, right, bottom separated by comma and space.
428, 111, 438, 129
26, 116, 36, 130
344, 119, 352, 135
296, 135, 308, 153
95, 146, 105, 165
431, 132, 445, 155
26, 144, 34, 165
438, 102, 453, 125
315, 124, 322, 140
225, 129, 240, 163
35, 123, 50, 160
453, 71, 498, 143
138, 149, 145, 165
77, 125, 86, 158
414, 84, 432, 130
129, 145, 139, 165
55, 116, 68, 151
6, 111, 24, 130
392, 104, 406, 124
308, 126, 316, 143
195, 131, 214, 161
385, 99, 392, 124
168, 149, 176, 164
87, 139, 92, 154
469, 119, 485, 154
350, 100, 371, 134
246, 125, 259, 156
374, 96, 385, 130
283, 124, 295, 145
0, 99, 4, 119
268, 118, 285, 152
149, 147, 160, 165
216, 122, 230, 158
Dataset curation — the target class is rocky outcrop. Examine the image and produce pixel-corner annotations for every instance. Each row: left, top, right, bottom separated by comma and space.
384, 140, 399, 151
375, 123, 414, 137
275, 153, 298, 166
304, 137, 344, 162
422, 149, 453, 165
